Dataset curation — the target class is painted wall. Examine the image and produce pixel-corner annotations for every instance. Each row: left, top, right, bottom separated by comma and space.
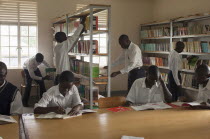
7, 0, 153, 92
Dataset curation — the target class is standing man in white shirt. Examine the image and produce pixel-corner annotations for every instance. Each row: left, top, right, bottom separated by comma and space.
22, 53, 50, 107
0, 62, 23, 115
107, 34, 145, 92
126, 65, 172, 106
54, 17, 86, 85
34, 71, 83, 116
168, 41, 185, 101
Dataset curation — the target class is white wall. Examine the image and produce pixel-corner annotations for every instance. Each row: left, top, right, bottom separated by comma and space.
7, 0, 154, 92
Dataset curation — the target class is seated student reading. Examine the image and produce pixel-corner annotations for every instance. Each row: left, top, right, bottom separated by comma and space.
0, 61, 23, 115
195, 64, 210, 107
126, 65, 172, 106
34, 71, 83, 116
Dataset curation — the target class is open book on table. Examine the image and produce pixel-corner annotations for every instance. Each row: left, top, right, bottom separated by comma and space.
0, 114, 17, 125
169, 101, 203, 107
131, 102, 172, 111
36, 108, 97, 119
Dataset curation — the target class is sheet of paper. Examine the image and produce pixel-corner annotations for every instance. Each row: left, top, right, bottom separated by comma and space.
0, 114, 17, 123
121, 135, 144, 139
81, 109, 97, 114
36, 112, 82, 119
187, 101, 201, 106
131, 102, 172, 111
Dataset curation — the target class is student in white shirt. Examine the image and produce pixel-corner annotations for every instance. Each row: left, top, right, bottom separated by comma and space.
22, 53, 50, 107
105, 34, 145, 92
126, 65, 172, 106
34, 71, 83, 116
54, 17, 86, 85
168, 41, 185, 101
195, 64, 210, 108
0, 62, 23, 115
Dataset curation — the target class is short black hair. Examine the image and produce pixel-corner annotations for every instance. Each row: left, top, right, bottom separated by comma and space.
55, 32, 66, 43
176, 41, 185, 49
147, 65, 159, 75
59, 71, 74, 83
35, 53, 44, 63
195, 64, 209, 75
0, 61, 7, 71
119, 34, 129, 41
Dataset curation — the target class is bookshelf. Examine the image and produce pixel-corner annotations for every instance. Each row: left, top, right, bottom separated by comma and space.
140, 13, 210, 91
52, 4, 111, 109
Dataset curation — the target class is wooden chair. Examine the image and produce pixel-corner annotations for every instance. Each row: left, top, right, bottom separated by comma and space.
98, 96, 126, 108
20, 70, 40, 99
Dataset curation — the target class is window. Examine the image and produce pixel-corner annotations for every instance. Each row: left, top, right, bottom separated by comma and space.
0, 0, 37, 68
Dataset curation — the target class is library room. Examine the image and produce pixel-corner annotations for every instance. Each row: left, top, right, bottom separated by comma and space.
1, 0, 210, 139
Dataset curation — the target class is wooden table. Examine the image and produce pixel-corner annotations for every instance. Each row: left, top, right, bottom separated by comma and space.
0, 116, 20, 139
21, 108, 210, 139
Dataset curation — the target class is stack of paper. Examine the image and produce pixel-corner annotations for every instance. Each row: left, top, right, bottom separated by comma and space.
131, 102, 172, 111
0, 114, 17, 125
121, 135, 144, 139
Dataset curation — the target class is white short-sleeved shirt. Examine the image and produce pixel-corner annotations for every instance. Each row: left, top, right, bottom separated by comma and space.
126, 77, 165, 104
196, 79, 210, 103
34, 84, 83, 109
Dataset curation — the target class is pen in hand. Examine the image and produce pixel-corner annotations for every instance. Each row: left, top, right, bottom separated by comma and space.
56, 102, 65, 114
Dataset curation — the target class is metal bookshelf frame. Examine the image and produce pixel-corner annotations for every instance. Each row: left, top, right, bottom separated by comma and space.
140, 13, 210, 91
52, 4, 111, 109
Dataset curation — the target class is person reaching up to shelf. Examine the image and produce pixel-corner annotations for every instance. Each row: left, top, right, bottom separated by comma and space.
104, 34, 145, 93
34, 71, 83, 115
193, 64, 210, 108
125, 65, 172, 106
54, 16, 87, 85
168, 41, 185, 101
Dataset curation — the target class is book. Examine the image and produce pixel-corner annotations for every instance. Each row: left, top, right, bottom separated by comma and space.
107, 106, 131, 112
170, 101, 202, 107
0, 114, 17, 125
121, 136, 144, 139
131, 102, 172, 111
143, 57, 168, 67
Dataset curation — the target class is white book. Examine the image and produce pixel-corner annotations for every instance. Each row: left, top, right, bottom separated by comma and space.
131, 102, 172, 111
0, 114, 17, 124
121, 136, 144, 139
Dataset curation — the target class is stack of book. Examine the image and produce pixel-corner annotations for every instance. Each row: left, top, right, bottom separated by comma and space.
71, 60, 99, 78
140, 27, 170, 38
71, 40, 99, 54
143, 57, 168, 67
141, 43, 170, 52
172, 41, 210, 53
173, 23, 207, 36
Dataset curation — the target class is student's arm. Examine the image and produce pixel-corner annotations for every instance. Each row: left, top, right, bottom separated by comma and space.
27, 61, 42, 80
171, 56, 181, 86
126, 80, 138, 105
10, 91, 23, 115
68, 85, 83, 116
159, 77, 172, 103
67, 24, 84, 52
42, 60, 50, 68
34, 92, 65, 114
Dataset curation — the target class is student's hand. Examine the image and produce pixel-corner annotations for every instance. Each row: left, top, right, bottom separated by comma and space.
200, 102, 207, 106
158, 75, 164, 83
111, 71, 121, 77
80, 16, 86, 25
43, 75, 50, 80
178, 96, 186, 102
68, 105, 82, 116
103, 66, 108, 69
53, 107, 65, 114
124, 101, 134, 107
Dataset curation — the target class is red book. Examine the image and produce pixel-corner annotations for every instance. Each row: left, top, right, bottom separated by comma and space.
107, 106, 131, 112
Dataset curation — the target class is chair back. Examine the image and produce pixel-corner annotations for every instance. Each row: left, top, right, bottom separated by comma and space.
98, 96, 126, 108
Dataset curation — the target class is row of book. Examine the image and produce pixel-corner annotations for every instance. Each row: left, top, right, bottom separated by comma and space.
71, 60, 99, 78
71, 40, 99, 54
140, 27, 170, 38
181, 73, 199, 89
143, 57, 168, 67
173, 24, 206, 36
54, 16, 99, 35
172, 41, 210, 53
141, 43, 170, 52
